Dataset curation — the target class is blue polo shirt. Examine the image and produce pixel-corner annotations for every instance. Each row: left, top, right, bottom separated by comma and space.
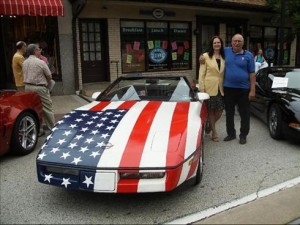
224, 47, 255, 89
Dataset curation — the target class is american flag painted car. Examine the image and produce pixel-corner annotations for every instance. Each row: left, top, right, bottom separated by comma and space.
36, 76, 209, 193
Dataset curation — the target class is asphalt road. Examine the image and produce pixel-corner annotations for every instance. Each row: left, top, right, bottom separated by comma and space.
1, 114, 300, 224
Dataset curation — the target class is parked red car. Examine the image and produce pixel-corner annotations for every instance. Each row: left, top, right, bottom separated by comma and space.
0, 90, 43, 156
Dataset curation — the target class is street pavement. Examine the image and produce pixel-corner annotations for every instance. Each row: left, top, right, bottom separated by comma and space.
51, 94, 300, 225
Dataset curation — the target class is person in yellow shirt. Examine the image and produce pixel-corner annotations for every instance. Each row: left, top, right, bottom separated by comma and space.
199, 36, 225, 142
12, 41, 27, 91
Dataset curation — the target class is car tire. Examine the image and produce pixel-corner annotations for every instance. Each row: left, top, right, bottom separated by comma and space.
268, 104, 284, 139
194, 130, 204, 185
11, 112, 39, 155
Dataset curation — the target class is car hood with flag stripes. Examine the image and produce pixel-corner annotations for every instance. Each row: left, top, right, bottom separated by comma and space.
37, 100, 203, 169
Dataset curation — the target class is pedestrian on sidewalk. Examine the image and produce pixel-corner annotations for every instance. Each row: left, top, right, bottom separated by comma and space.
23, 43, 55, 136
12, 41, 27, 91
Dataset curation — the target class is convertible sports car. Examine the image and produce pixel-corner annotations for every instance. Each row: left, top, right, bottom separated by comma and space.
251, 67, 300, 140
0, 90, 43, 156
36, 76, 209, 193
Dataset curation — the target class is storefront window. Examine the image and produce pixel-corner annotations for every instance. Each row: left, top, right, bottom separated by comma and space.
121, 20, 146, 73
169, 22, 191, 70
249, 26, 291, 65
120, 20, 191, 73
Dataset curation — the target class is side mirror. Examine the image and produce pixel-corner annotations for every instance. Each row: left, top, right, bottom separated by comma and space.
91, 92, 101, 100
197, 92, 210, 101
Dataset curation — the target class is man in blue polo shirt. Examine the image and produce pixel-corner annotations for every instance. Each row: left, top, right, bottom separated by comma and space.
223, 34, 255, 144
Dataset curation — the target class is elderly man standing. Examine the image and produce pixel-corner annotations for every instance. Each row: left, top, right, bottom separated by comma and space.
23, 43, 55, 136
12, 41, 27, 91
222, 34, 255, 144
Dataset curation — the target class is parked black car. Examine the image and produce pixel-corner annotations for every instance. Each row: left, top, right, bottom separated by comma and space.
251, 67, 300, 140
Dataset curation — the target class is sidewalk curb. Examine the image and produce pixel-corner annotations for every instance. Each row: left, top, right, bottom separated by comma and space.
166, 176, 300, 224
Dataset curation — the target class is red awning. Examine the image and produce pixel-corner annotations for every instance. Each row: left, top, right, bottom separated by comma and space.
0, 0, 64, 17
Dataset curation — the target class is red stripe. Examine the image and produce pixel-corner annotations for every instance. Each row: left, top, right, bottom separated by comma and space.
165, 102, 190, 191
0, 0, 64, 16
186, 103, 206, 179
117, 101, 137, 110
117, 101, 162, 193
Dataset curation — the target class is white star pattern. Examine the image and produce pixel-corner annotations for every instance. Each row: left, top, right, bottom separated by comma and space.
68, 142, 78, 149
50, 147, 60, 154
83, 176, 94, 188
75, 118, 83, 122
61, 178, 71, 188
91, 130, 99, 135
90, 151, 100, 158
44, 174, 53, 183
38, 152, 47, 160
96, 141, 105, 148
110, 119, 118, 124
57, 120, 64, 124
86, 121, 94, 125
101, 117, 108, 121
57, 139, 66, 145
63, 130, 72, 136
101, 133, 110, 139
96, 123, 104, 128
79, 146, 89, 153
85, 138, 94, 144
69, 124, 77, 128
81, 127, 89, 132
74, 134, 84, 140
105, 126, 115, 131
71, 156, 82, 165
60, 152, 71, 159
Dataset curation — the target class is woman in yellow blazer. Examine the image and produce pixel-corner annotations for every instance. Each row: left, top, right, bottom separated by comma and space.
199, 36, 225, 142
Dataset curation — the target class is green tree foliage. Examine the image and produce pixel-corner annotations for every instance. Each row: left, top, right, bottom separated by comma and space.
266, 0, 300, 35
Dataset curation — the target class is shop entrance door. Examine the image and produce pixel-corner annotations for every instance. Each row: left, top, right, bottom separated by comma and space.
79, 19, 108, 83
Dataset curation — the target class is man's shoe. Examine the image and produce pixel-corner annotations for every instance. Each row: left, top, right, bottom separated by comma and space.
223, 135, 236, 141
239, 137, 247, 145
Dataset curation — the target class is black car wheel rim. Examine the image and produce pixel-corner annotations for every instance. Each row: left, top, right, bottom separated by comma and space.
18, 116, 38, 150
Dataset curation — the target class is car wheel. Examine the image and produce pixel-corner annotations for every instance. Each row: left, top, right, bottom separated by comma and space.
194, 130, 204, 185
11, 112, 39, 155
268, 104, 284, 139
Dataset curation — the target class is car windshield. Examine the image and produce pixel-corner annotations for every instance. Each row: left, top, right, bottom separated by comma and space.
268, 69, 300, 89
98, 76, 194, 102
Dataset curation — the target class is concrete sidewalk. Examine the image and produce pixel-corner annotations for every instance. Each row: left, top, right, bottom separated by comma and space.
51, 94, 300, 225
194, 183, 300, 224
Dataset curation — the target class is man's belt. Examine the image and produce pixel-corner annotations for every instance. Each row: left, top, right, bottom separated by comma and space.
25, 83, 47, 87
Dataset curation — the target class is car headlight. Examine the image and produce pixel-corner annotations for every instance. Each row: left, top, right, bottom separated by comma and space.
119, 172, 165, 179
45, 167, 79, 176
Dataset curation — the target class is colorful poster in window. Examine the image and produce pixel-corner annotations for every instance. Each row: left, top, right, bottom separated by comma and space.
133, 41, 140, 51
122, 41, 145, 73
147, 41, 154, 49
162, 40, 168, 49
171, 40, 190, 70
148, 47, 168, 71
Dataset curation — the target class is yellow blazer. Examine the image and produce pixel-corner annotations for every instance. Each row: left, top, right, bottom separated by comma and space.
198, 52, 225, 96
